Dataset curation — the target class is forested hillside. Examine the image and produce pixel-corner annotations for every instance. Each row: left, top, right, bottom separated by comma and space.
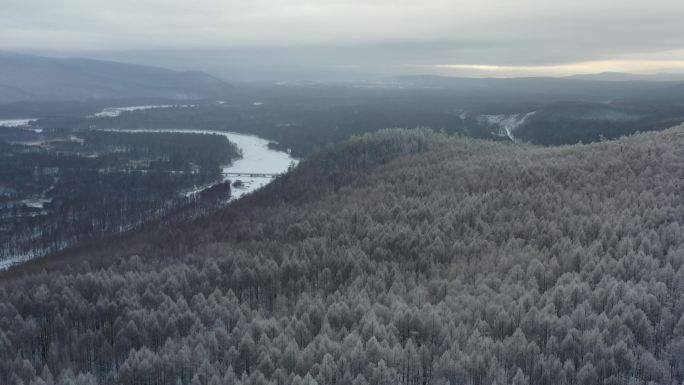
2, 127, 684, 385
0, 53, 233, 103
0, 130, 241, 268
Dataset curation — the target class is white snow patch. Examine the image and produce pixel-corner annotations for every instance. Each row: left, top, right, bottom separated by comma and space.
0, 254, 35, 270
22, 198, 52, 209
0, 119, 37, 127
90, 105, 196, 118
478, 111, 536, 142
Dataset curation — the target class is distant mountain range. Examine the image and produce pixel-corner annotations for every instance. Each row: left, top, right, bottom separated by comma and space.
0, 53, 233, 104
568, 72, 684, 82
374, 74, 684, 90
367, 74, 684, 104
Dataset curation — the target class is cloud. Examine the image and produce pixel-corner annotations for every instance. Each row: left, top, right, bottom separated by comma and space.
406, 52, 684, 77
2, 0, 684, 76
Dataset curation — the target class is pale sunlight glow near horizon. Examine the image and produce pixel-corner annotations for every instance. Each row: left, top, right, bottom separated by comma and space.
3, 0, 684, 78
406, 50, 684, 77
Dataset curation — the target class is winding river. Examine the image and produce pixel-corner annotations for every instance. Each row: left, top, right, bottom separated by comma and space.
0, 109, 299, 270
88, 105, 299, 200
102, 128, 298, 200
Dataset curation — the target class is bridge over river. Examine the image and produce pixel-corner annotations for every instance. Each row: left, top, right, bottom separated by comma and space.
222, 172, 281, 179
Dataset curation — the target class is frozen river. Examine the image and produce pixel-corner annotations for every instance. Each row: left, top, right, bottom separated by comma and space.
0, 130, 297, 270
1, 107, 299, 270
87, 105, 298, 199
96, 128, 298, 201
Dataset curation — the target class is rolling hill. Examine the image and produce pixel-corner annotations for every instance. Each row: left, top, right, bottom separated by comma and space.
2, 127, 684, 384
0, 53, 233, 103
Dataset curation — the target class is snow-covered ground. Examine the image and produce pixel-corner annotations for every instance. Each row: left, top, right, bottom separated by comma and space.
0, 254, 36, 270
21, 198, 52, 209
478, 111, 536, 142
90, 104, 196, 118
0, 118, 37, 127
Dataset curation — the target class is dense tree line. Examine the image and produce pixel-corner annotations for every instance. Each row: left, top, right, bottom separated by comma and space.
2, 170, 221, 259
1, 131, 241, 263
46, 84, 684, 157
2, 127, 684, 384
514, 102, 684, 146
73, 100, 482, 157
81, 131, 241, 171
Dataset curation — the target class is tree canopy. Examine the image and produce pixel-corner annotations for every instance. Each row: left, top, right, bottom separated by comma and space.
2, 127, 684, 385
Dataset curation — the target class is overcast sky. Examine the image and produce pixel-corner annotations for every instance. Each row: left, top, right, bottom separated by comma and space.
3, 0, 684, 80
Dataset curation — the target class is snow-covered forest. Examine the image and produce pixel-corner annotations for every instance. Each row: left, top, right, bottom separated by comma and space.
2, 127, 684, 385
